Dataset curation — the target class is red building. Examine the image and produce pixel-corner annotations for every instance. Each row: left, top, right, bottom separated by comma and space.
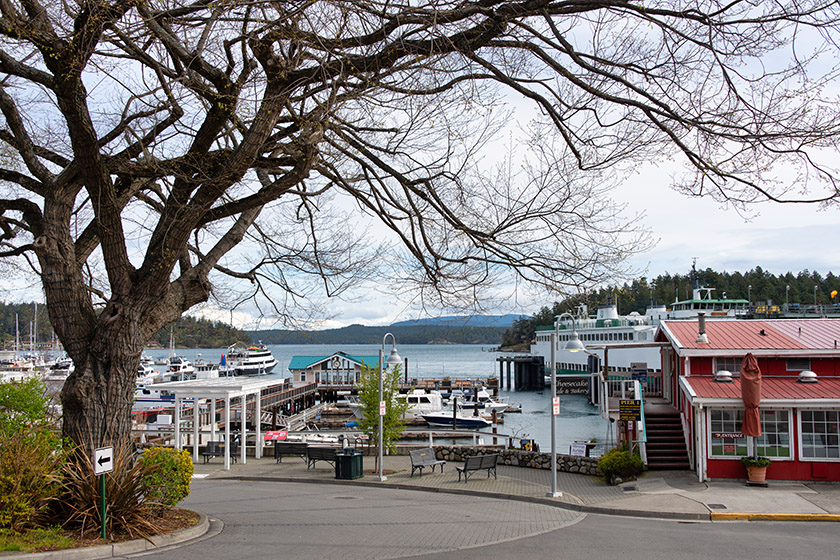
656, 318, 840, 482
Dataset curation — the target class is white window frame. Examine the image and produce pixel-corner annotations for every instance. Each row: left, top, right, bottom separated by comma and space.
706, 407, 793, 461
797, 408, 840, 462
714, 357, 744, 375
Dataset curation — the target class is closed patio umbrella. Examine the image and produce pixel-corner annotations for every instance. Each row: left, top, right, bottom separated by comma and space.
740, 353, 762, 438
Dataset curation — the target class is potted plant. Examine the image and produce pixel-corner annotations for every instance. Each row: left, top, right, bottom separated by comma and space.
741, 456, 771, 485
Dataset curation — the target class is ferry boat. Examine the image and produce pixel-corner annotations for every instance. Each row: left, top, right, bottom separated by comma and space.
221, 343, 278, 376
532, 283, 749, 381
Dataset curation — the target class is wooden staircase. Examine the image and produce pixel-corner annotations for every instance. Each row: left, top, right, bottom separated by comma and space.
644, 408, 690, 470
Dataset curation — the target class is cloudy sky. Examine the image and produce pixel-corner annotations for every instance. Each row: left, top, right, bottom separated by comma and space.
208, 160, 838, 331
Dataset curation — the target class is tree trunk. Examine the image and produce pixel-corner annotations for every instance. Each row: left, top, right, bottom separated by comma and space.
60, 304, 146, 456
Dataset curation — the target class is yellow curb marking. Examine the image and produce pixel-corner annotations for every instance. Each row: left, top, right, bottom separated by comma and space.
711, 512, 840, 522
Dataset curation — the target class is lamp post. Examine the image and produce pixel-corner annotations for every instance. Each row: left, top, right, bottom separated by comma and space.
786, 285, 790, 310
549, 313, 585, 498
814, 285, 818, 307
747, 285, 751, 308
377, 332, 401, 482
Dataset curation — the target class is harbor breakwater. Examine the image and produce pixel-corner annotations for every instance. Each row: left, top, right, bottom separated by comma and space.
433, 445, 601, 476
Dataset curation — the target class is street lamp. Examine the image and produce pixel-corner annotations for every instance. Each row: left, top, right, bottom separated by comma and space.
748, 285, 752, 307
549, 313, 586, 497
377, 333, 401, 482
786, 285, 790, 309
814, 285, 818, 307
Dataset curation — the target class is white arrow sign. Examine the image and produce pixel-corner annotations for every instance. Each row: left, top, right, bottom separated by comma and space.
94, 446, 114, 475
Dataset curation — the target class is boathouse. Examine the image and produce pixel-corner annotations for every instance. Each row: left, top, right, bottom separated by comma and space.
656, 318, 840, 482
289, 351, 380, 385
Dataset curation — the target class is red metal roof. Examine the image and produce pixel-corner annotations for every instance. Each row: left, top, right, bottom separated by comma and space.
662, 319, 840, 351
685, 376, 840, 400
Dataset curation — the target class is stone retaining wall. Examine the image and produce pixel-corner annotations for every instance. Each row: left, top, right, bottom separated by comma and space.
433, 445, 601, 477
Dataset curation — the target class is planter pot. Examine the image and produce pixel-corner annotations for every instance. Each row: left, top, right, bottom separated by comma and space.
745, 465, 768, 485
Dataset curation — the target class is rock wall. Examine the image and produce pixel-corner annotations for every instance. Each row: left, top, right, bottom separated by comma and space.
433, 445, 601, 477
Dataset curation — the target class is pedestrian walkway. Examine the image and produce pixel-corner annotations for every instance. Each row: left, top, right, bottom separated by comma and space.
193, 452, 840, 521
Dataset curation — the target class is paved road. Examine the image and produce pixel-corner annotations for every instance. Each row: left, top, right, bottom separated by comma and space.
141, 479, 838, 560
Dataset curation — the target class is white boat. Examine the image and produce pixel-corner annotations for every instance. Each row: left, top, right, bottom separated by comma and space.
459, 386, 509, 415
421, 407, 492, 428
348, 389, 445, 420
133, 383, 175, 410
161, 356, 195, 382
221, 343, 278, 376
43, 357, 74, 382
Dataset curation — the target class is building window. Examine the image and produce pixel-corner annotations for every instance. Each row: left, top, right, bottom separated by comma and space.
710, 409, 747, 457
756, 410, 791, 458
800, 410, 840, 460
786, 358, 811, 372
708, 409, 791, 459
714, 357, 744, 375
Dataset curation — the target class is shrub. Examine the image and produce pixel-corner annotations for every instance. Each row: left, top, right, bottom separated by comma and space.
0, 430, 68, 532
140, 447, 193, 508
0, 378, 67, 532
54, 445, 165, 539
740, 456, 771, 468
598, 445, 645, 484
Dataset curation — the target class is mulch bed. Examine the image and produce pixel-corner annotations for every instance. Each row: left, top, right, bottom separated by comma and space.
33, 508, 200, 553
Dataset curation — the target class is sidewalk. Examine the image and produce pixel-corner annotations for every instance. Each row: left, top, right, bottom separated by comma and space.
194, 452, 840, 522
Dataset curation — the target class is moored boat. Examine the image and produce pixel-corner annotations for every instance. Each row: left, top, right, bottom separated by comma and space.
221, 343, 278, 376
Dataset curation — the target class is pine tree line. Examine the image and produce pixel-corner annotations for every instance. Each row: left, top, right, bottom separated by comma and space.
501, 267, 839, 348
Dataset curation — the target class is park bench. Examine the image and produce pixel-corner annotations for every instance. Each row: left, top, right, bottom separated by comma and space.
456, 453, 498, 483
306, 446, 338, 470
409, 448, 446, 477
201, 439, 238, 464
274, 442, 309, 463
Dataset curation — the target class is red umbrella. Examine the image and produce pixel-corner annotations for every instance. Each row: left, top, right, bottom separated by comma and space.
740, 353, 762, 437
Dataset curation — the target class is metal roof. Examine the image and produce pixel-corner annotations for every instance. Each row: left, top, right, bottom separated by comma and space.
682, 375, 840, 403
287, 352, 380, 370
147, 376, 280, 398
659, 319, 840, 357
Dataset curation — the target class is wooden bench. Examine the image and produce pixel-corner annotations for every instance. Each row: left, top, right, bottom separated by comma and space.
456, 454, 498, 483
306, 446, 338, 470
201, 440, 238, 464
274, 442, 309, 463
409, 448, 446, 477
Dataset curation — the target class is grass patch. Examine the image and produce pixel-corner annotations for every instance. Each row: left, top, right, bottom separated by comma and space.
0, 526, 74, 553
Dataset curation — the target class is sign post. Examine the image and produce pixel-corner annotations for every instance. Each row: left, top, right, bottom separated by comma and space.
93, 446, 114, 540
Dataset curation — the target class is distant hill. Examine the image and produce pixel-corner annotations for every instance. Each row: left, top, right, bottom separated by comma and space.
390, 314, 527, 328
249, 322, 508, 345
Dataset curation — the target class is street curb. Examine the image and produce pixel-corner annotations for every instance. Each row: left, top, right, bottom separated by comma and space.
2, 512, 209, 559
230, 475, 712, 522
711, 512, 840, 522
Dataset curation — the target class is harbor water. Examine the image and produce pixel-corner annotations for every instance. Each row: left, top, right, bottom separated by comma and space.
168, 343, 612, 453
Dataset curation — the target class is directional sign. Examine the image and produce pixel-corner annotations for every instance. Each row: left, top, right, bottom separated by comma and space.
94, 446, 114, 476
552, 397, 560, 416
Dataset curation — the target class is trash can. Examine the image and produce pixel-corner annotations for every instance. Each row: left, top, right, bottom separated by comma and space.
335, 447, 364, 480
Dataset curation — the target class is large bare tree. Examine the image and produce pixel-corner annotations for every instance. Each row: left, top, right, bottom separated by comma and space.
0, 1, 838, 452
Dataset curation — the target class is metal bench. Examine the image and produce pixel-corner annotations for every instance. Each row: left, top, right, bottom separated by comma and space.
456, 453, 498, 483
274, 442, 309, 463
409, 448, 446, 477
306, 446, 338, 470
201, 439, 238, 464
